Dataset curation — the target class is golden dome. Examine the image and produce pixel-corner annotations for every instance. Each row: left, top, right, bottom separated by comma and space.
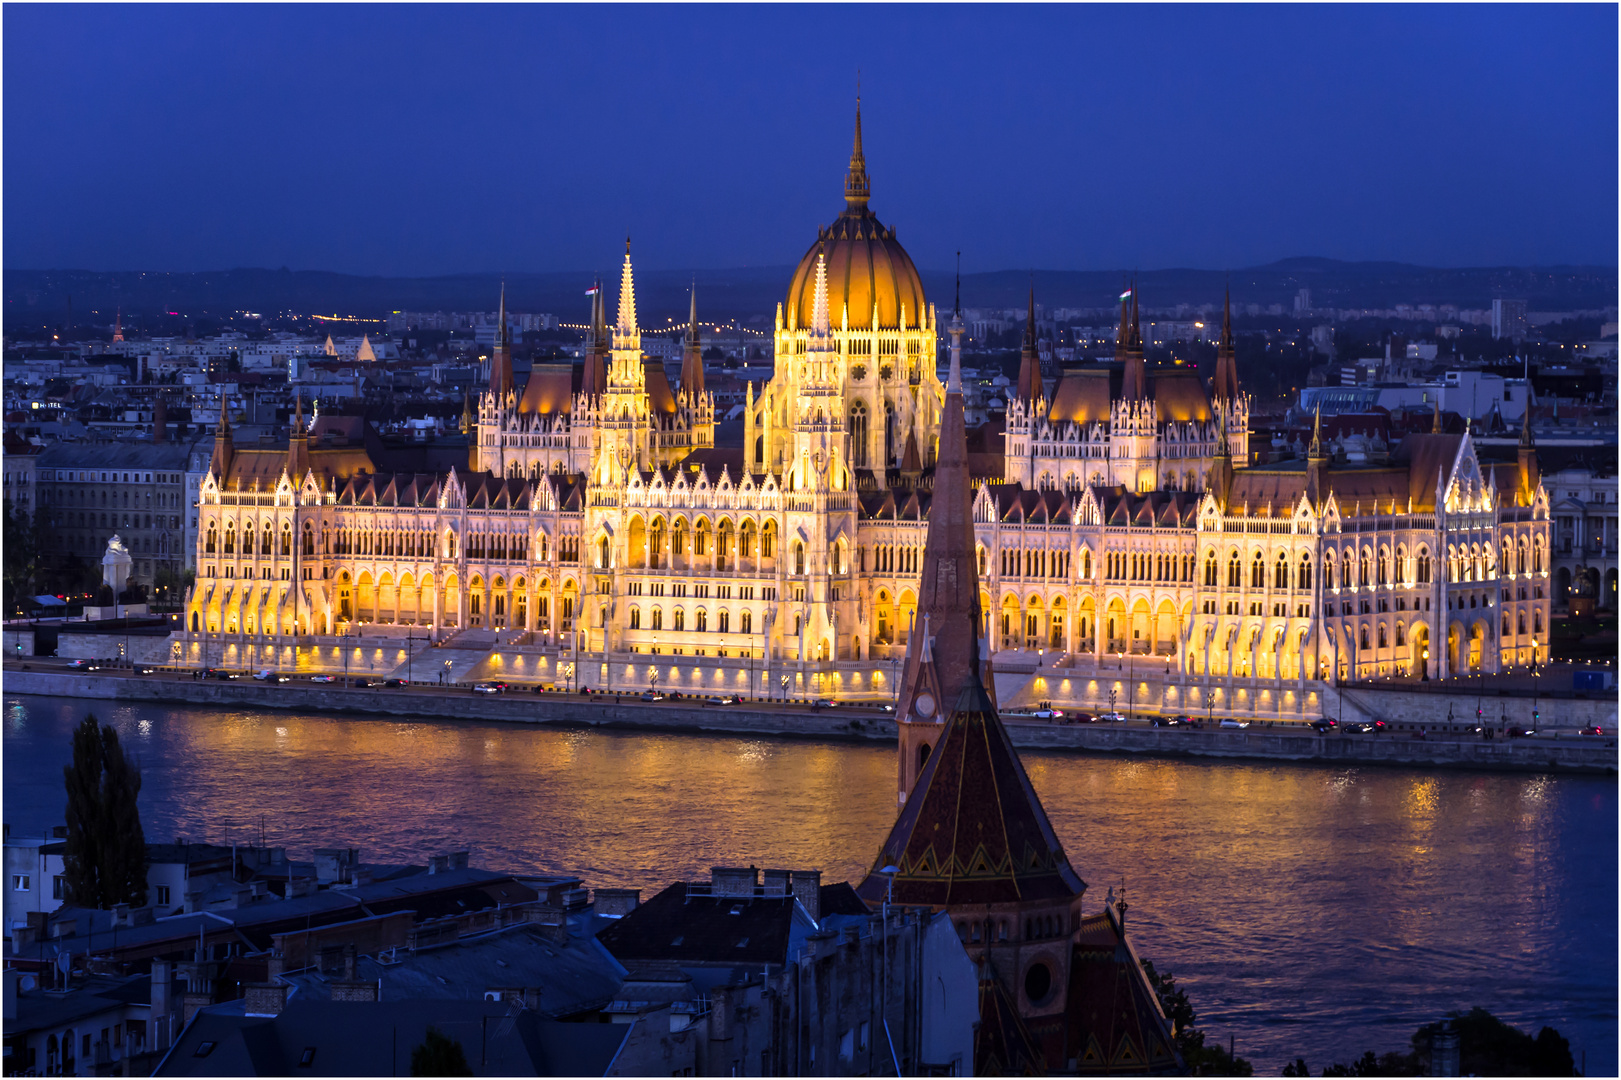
785, 102, 927, 332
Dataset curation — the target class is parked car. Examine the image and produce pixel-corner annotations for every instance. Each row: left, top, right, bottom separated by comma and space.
1032, 708, 1065, 720
310, 674, 336, 684
1505, 725, 1536, 738
137, 666, 156, 676
1311, 719, 1337, 734
640, 691, 666, 702
352, 678, 375, 688
705, 695, 736, 706
1152, 716, 1186, 727
213, 670, 238, 680
68, 659, 93, 670
1580, 725, 1606, 736
253, 670, 289, 683
384, 678, 408, 688
472, 683, 499, 695
1219, 718, 1251, 729
1342, 721, 1374, 734
1097, 711, 1127, 723
811, 699, 835, 709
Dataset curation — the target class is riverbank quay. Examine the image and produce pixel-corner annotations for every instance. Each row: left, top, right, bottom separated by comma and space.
6, 667, 1616, 775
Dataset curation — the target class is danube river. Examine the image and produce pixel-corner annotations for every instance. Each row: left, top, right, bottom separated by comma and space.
5, 694, 1615, 1074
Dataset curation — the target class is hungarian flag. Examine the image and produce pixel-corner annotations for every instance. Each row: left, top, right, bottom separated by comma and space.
585, 284, 600, 296
1118, 288, 1132, 302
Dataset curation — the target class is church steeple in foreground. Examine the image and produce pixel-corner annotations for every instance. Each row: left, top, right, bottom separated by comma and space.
856, 369, 1083, 908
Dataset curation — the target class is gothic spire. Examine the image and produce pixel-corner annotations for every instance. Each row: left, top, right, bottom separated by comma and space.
1120, 279, 1148, 401
680, 281, 706, 398
844, 92, 870, 214
1213, 286, 1239, 401
616, 237, 638, 338
490, 281, 513, 399
1014, 281, 1043, 404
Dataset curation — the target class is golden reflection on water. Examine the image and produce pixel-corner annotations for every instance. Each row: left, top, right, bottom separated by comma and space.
2, 696, 1615, 1077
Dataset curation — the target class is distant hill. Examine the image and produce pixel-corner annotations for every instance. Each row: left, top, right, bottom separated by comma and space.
5, 259, 1615, 328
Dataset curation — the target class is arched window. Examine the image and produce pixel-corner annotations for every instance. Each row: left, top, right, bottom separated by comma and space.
1359, 550, 1371, 586
696, 609, 707, 632
719, 610, 729, 633
741, 611, 752, 634
1416, 549, 1431, 584
1300, 555, 1313, 591
1517, 611, 1526, 634
1251, 553, 1265, 589
674, 609, 685, 632
672, 520, 686, 557
1360, 625, 1370, 649
1534, 609, 1543, 633
1395, 622, 1406, 647
1377, 624, 1387, 647
224, 524, 236, 555
1377, 550, 1388, 585
1516, 541, 1527, 574
793, 542, 805, 575
1227, 551, 1241, 588
206, 526, 217, 554
1205, 552, 1218, 587
1394, 547, 1406, 585
651, 608, 663, 631
849, 402, 868, 467
1275, 554, 1289, 590
630, 607, 641, 629
1533, 539, 1544, 573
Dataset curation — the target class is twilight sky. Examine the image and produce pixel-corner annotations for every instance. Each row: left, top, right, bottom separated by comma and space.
4, 4, 1615, 276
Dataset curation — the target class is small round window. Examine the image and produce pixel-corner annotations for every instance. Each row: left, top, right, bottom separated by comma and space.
1024, 961, 1053, 1004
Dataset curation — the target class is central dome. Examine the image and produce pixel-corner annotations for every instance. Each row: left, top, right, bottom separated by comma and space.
785, 104, 927, 332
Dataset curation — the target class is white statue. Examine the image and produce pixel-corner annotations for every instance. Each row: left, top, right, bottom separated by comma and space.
101, 535, 133, 600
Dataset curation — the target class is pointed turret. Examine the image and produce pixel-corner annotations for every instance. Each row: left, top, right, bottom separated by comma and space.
1431, 394, 1442, 434
844, 94, 870, 215
808, 248, 834, 354
616, 238, 638, 341
1112, 285, 1131, 364
1212, 288, 1239, 401
680, 283, 706, 398
1517, 399, 1539, 505
582, 279, 608, 398
1120, 281, 1148, 401
489, 283, 513, 399
112, 308, 124, 343
1305, 404, 1329, 507
1013, 283, 1043, 404
288, 389, 310, 483
209, 393, 233, 481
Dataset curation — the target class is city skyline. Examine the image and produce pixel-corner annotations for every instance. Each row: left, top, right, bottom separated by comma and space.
4, 4, 1616, 277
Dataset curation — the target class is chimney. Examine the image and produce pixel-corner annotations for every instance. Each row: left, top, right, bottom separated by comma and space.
592, 888, 641, 918
790, 870, 822, 925
761, 869, 791, 897
710, 867, 758, 897
427, 855, 449, 875
342, 943, 357, 981
449, 851, 469, 870
242, 983, 288, 1018
150, 960, 173, 1023
112, 903, 131, 927
330, 980, 378, 1003
250, 880, 268, 900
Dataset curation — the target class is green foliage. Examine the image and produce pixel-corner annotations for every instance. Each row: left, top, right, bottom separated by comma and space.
410, 1026, 473, 1077
1311, 1008, 1577, 1077
2, 499, 41, 616
1140, 959, 1253, 1076
61, 714, 148, 908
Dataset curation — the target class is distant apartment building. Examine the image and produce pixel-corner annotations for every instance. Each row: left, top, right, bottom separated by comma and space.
1492, 298, 1529, 341
34, 442, 203, 587
3, 434, 40, 518
1294, 288, 1313, 314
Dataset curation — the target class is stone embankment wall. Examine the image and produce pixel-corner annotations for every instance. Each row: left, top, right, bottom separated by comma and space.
5, 670, 1614, 775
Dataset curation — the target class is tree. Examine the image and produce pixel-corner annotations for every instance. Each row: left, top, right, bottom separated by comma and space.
1313, 1008, 1577, 1077
1140, 959, 1253, 1076
410, 1026, 473, 1076
2, 498, 40, 617
61, 714, 148, 908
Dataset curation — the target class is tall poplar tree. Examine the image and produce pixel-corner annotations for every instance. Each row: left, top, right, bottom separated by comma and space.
62, 714, 148, 908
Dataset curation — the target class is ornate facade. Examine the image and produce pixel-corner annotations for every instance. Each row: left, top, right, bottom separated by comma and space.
182, 105, 1551, 704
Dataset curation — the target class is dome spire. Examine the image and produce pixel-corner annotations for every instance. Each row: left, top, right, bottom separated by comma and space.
844, 87, 870, 214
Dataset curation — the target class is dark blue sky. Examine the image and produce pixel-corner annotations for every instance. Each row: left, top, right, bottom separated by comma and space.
5, 4, 1615, 276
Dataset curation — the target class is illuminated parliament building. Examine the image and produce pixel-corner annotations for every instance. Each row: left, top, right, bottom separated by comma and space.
183, 106, 1551, 715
